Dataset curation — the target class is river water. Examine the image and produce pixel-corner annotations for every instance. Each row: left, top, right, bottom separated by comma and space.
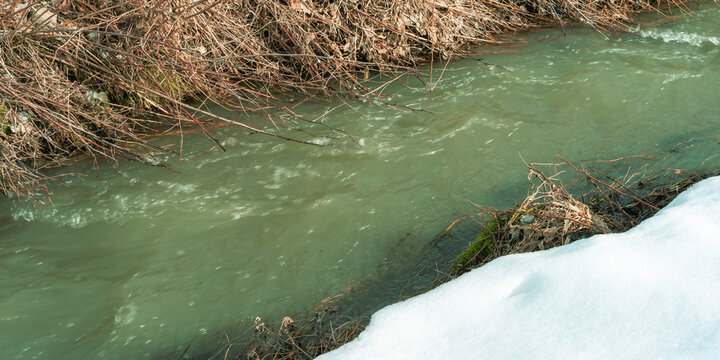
1, 3, 719, 359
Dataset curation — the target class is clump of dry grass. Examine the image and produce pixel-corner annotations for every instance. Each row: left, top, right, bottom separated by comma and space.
220, 304, 365, 360
451, 160, 609, 274
452, 158, 717, 275
572, 162, 718, 230
213, 158, 717, 359
0, 0, 685, 198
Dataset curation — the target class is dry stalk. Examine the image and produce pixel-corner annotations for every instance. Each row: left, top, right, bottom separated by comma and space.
0, 0, 687, 198
452, 158, 718, 275
224, 306, 366, 360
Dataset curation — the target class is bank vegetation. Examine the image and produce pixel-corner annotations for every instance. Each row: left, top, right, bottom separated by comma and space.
226, 159, 717, 359
0, 0, 687, 198
451, 158, 719, 275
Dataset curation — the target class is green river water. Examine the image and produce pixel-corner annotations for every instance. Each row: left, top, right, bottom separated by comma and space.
2, 3, 719, 359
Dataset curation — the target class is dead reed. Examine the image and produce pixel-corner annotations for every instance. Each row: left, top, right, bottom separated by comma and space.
216, 157, 717, 359
452, 157, 717, 275
0, 0, 686, 198
221, 303, 366, 360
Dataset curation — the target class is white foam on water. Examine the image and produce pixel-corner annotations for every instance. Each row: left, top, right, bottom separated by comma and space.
639, 29, 720, 46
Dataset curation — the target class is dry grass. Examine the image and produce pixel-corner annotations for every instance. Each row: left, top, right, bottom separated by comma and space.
213, 158, 718, 359
0, 0, 686, 198
220, 303, 366, 360
452, 158, 717, 275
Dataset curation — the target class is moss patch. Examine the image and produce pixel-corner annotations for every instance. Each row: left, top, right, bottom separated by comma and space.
451, 204, 552, 276
0, 0, 692, 197
451, 215, 506, 275
0, 105, 8, 134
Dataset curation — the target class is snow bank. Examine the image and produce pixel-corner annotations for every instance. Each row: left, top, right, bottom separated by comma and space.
318, 176, 720, 360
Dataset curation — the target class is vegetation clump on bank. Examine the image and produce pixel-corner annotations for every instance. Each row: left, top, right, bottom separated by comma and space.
218, 158, 717, 360
452, 158, 718, 275
0, 0, 686, 198
213, 300, 365, 360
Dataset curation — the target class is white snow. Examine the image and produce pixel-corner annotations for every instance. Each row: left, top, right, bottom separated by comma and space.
318, 176, 720, 360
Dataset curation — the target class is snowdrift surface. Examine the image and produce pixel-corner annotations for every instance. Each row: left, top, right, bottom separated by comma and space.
318, 176, 720, 360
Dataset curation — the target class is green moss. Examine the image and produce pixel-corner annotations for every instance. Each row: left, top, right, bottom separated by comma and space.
0, 105, 9, 134
451, 204, 547, 276
150, 69, 190, 98
521, 204, 545, 217
129, 68, 190, 108
120, 95, 138, 108
451, 216, 504, 275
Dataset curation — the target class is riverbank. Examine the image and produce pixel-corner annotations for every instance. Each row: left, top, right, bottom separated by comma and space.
450, 159, 718, 275
0, 0, 688, 198
317, 174, 720, 359
227, 161, 718, 359
2, 3, 718, 358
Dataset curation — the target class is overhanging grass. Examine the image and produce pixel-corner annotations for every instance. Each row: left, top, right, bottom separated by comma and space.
0, 0, 689, 199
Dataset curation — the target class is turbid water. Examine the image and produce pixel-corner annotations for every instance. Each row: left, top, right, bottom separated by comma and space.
1, 3, 719, 359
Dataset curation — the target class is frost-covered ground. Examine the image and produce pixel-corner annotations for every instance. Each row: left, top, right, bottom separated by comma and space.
319, 176, 720, 360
